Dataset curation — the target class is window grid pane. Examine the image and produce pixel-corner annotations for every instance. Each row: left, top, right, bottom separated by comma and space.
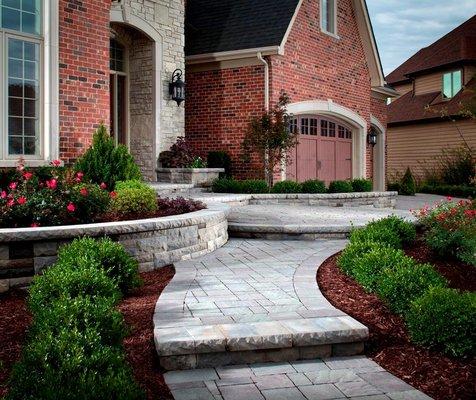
110, 38, 125, 72
7, 37, 40, 156
301, 118, 309, 135
310, 118, 318, 135
1, 0, 41, 34
452, 70, 462, 96
321, 120, 328, 137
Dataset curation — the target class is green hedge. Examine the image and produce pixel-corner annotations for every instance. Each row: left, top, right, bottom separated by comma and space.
271, 180, 302, 194
406, 288, 476, 357
351, 178, 372, 192
301, 179, 326, 194
376, 263, 447, 315
418, 183, 476, 198
328, 180, 354, 193
211, 178, 269, 194
337, 241, 387, 276
6, 238, 143, 400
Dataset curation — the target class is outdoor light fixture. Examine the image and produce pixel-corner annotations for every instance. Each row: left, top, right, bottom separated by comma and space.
367, 129, 378, 146
169, 69, 185, 106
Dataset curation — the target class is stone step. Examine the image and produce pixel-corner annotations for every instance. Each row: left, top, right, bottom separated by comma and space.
154, 316, 368, 370
149, 182, 208, 197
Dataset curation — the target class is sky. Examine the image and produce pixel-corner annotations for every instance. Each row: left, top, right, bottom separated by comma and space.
366, 0, 476, 77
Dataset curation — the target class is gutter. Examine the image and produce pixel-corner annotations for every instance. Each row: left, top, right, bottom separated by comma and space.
257, 52, 270, 111
186, 46, 280, 65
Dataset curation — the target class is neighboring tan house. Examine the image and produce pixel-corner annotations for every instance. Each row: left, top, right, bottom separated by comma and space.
185, 0, 395, 190
386, 15, 476, 181
0, 0, 185, 181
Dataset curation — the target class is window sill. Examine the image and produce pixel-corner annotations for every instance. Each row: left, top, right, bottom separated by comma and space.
320, 29, 340, 40
0, 159, 55, 168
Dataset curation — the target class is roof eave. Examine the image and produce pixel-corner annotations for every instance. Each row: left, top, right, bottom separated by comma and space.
372, 85, 399, 98
185, 46, 281, 64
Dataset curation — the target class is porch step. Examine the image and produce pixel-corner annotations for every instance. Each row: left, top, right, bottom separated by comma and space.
150, 182, 209, 197
154, 316, 368, 370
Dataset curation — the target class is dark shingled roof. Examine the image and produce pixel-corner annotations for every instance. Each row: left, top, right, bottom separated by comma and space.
386, 15, 476, 85
388, 78, 476, 125
185, 0, 300, 56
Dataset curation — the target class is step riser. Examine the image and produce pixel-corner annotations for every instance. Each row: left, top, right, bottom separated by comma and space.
159, 342, 365, 370
229, 231, 350, 240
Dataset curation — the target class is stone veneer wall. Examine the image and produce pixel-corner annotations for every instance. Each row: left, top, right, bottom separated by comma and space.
0, 205, 228, 293
121, 0, 185, 153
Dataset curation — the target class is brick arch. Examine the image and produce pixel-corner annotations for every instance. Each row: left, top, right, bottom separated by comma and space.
287, 100, 367, 179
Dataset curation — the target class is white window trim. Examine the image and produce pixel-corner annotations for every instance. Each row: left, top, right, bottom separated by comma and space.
0, 0, 59, 167
320, 0, 339, 39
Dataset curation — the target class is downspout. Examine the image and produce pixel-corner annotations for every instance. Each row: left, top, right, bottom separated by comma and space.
257, 52, 269, 111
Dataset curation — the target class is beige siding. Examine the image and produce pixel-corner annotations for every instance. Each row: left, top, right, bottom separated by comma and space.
465, 65, 476, 83
414, 71, 443, 95
387, 119, 476, 181
392, 82, 413, 99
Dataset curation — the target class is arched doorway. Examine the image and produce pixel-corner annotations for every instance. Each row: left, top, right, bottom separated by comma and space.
286, 100, 367, 183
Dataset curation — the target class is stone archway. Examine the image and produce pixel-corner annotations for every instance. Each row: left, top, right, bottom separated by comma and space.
287, 100, 368, 180
370, 115, 386, 191
110, 6, 164, 181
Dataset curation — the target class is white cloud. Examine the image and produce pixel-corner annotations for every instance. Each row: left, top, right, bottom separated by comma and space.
366, 0, 476, 75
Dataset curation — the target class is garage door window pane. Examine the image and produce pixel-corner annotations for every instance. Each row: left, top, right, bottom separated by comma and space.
310, 118, 318, 135
328, 122, 336, 137
289, 118, 298, 134
301, 118, 309, 135
321, 120, 328, 137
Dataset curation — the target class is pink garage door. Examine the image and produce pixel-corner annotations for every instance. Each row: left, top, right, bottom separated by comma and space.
287, 116, 352, 184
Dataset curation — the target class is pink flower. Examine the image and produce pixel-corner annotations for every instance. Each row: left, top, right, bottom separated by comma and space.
30, 222, 40, 228
75, 172, 84, 182
51, 159, 61, 167
6, 199, 14, 207
446, 196, 453, 201
109, 191, 117, 199
23, 172, 33, 180
80, 187, 88, 197
9, 182, 17, 190
46, 179, 57, 190
1, 191, 6, 199
66, 202, 76, 212
100, 182, 107, 190
17, 196, 27, 205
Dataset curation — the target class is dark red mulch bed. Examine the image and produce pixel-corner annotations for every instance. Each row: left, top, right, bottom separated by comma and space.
0, 267, 175, 400
118, 266, 175, 400
317, 250, 476, 400
0, 289, 31, 397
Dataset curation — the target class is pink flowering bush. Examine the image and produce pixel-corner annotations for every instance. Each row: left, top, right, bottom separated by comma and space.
414, 198, 476, 265
0, 161, 110, 228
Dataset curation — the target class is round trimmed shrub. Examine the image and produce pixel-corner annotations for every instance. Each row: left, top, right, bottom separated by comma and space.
28, 262, 120, 315
399, 167, 416, 196
301, 179, 326, 194
367, 216, 416, 246
350, 224, 402, 249
328, 180, 354, 193
351, 178, 372, 192
337, 241, 388, 276
238, 179, 269, 194
352, 247, 415, 292
212, 178, 240, 193
406, 288, 476, 357
114, 179, 147, 191
376, 263, 447, 315
271, 180, 302, 194
109, 184, 157, 216
57, 237, 141, 294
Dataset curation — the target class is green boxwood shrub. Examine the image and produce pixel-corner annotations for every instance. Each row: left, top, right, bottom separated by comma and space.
301, 179, 326, 194
337, 241, 387, 276
115, 179, 148, 191
110, 185, 158, 217
352, 247, 415, 292
418, 183, 476, 199
351, 178, 372, 192
328, 180, 354, 193
350, 223, 402, 249
74, 124, 141, 190
207, 151, 232, 177
376, 263, 447, 315
271, 180, 302, 193
406, 288, 476, 357
399, 167, 416, 196
28, 262, 120, 315
366, 216, 416, 246
212, 178, 239, 193
387, 182, 400, 192
57, 237, 141, 294
7, 327, 144, 400
239, 179, 269, 194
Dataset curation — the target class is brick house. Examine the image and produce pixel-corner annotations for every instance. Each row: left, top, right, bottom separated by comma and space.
386, 15, 476, 181
185, 0, 395, 190
0, 0, 185, 180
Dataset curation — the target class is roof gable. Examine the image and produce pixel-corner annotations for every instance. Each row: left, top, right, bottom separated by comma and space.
387, 15, 476, 85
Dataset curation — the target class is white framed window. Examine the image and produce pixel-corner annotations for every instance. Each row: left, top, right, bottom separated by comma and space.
442, 70, 462, 99
320, 0, 338, 37
0, 0, 58, 165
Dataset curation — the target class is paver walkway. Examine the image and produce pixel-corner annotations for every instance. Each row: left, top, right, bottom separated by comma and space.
164, 357, 432, 400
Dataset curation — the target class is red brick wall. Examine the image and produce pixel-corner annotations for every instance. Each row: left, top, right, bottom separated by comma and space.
185, 66, 266, 178
58, 0, 111, 164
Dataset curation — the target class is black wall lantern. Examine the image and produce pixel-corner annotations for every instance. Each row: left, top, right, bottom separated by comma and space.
169, 69, 185, 106
367, 129, 378, 147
